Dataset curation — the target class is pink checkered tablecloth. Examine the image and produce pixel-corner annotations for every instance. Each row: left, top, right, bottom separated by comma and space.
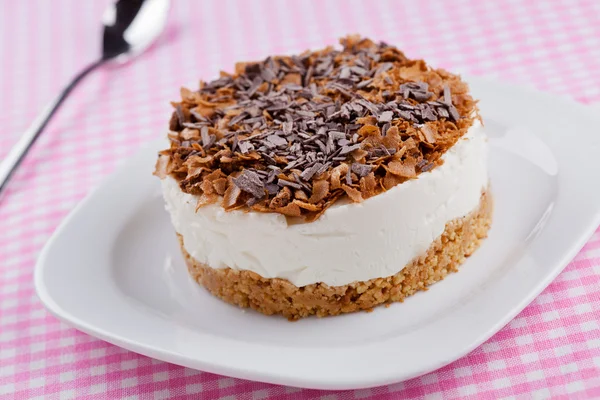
1, 0, 600, 398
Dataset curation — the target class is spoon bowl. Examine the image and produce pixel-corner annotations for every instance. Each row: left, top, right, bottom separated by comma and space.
103, 0, 170, 62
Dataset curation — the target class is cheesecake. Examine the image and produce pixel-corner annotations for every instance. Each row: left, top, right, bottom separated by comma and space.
154, 36, 492, 320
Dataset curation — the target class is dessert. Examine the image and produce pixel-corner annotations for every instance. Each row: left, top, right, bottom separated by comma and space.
155, 36, 492, 320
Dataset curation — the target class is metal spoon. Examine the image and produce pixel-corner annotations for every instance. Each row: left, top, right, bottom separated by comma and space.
0, 0, 170, 198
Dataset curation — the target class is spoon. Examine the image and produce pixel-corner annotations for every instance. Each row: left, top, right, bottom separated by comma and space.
0, 0, 170, 199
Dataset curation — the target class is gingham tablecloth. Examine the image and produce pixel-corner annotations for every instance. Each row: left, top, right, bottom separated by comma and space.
1, 1, 600, 398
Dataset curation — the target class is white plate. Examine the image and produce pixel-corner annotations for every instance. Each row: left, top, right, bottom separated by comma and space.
35, 78, 600, 390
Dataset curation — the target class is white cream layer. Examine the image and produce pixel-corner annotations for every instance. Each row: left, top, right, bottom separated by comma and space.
161, 121, 488, 287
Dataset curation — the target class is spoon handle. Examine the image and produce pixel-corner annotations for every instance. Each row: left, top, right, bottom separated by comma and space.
0, 58, 107, 200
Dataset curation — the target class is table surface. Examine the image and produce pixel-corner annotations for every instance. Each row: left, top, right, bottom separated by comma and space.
1, 0, 600, 399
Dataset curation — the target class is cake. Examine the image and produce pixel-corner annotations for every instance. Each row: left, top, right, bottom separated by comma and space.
154, 36, 492, 320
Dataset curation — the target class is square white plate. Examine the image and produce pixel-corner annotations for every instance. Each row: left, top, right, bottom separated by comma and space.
35, 77, 600, 390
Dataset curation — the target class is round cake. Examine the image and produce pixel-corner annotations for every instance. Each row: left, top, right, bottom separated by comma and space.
154, 36, 492, 320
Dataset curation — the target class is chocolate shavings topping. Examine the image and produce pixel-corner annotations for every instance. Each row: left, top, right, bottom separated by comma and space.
155, 35, 479, 221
